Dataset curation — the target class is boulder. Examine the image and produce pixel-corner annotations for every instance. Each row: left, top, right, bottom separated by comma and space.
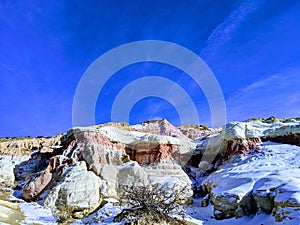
157, 175, 193, 204
22, 155, 72, 201
253, 169, 300, 220
274, 206, 300, 222
90, 164, 119, 197
91, 161, 149, 198
116, 161, 148, 187
252, 176, 279, 214
22, 166, 52, 201
198, 161, 210, 170
205, 175, 257, 219
201, 194, 210, 207
0, 158, 15, 187
44, 161, 103, 220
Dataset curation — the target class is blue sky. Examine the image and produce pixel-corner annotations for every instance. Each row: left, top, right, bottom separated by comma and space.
0, 0, 300, 137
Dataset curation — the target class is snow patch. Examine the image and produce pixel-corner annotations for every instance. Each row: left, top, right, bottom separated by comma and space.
20, 202, 57, 225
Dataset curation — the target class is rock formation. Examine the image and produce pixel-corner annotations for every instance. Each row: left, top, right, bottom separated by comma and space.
14, 119, 195, 220
200, 119, 300, 221
0, 134, 63, 158
1, 117, 300, 224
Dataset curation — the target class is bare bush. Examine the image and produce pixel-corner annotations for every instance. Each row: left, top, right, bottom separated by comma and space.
114, 181, 191, 224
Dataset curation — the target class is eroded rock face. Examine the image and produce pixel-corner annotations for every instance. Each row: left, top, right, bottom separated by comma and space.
44, 161, 103, 220
225, 120, 300, 147
77, 132, 193, 199
0, 134, 63, 157
62, 127, 129, 169
4, 118, 300, 223
17, 120, 194, 221
177, 124, 219, 141
0, 158, 15, 187
223, 122, 263, 158
125, 143, 178, 164
225, 138, 261, 158
14, 154, 47, 182
215, 119, 299, 159
132, 119, 183, 138
261, 134, 300, 146
97, 126, 196, 165
22, 155, 73, 201
193, 120, 300, 173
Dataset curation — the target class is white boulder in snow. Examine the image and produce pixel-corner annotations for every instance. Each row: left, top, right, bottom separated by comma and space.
44, 161, 103, 220
0, 158, 15, 187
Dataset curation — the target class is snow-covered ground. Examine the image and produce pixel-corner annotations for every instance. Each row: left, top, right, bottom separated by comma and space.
193, 141, 300, 224
186, 197, 276, 225
20, 202, 57, 225
72, 202, 124, 225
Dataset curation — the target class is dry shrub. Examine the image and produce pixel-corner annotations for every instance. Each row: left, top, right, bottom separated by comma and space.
114, 181, 191, 224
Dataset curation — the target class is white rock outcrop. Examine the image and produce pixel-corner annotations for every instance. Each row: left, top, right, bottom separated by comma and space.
44, 161, 103, 220
0, 158, 15, 187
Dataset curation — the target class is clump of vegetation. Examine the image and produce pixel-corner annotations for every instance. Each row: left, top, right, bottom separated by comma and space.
245, 118, 263, 122
114, 182, 191, 225
142, 118, 166, 124
0, 136, 32, 142
178, 124, 209, 131
265, 116, 279, 123
92, 122, 135, 131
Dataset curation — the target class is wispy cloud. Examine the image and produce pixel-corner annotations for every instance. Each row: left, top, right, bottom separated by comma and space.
0, 58, 16, 72
231, 74, 280, 100
226, 68, 300, 121
287, 93, 300, 106
200, 0, 264, 59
